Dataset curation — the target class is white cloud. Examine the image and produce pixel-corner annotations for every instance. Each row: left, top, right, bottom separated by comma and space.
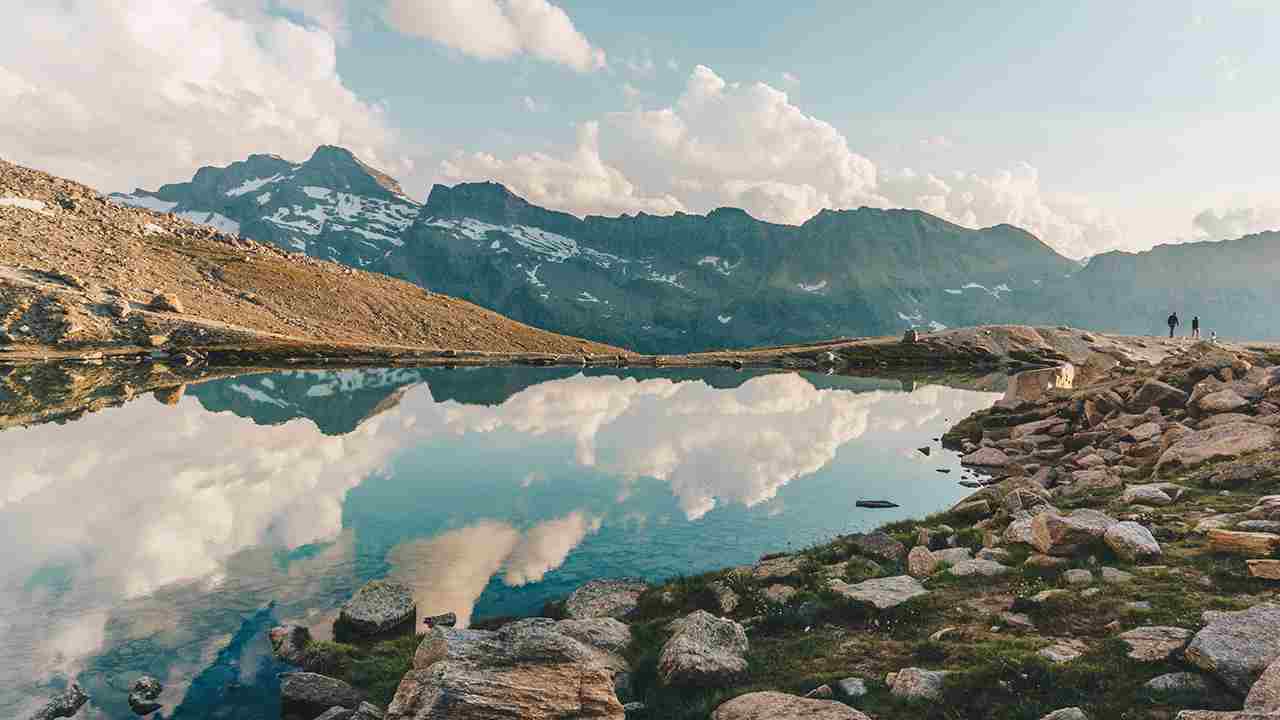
780, 71, 799, 84
522, 95, 548, 113
0, 1, 402, 194
384, 0, 605, 72
624, 52, 657, 77
503, 512, 602, 586
1192, 206, 1280, 240
276, 0, 349, 36
919, 134, 952, 149
441, 64, 1122, 258
441, 121, 686, 217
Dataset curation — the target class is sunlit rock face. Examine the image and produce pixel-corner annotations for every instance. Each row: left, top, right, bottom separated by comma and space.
0, 367, 998, 717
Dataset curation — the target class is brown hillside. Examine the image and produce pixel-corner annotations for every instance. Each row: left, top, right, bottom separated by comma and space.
0, 159, 621, 356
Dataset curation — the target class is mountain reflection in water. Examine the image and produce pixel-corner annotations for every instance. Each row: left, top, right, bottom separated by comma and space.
0, 366, 1000, 719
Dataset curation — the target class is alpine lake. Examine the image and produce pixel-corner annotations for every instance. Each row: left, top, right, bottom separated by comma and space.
0, 363, 1007, 718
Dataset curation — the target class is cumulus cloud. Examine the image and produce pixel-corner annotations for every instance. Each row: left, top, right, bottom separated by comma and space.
441, 121, 686, 217
1191, 206, 1280, 241
384, 0, 605, 72
0, 1, 401, 194
442, 64, 1121, 258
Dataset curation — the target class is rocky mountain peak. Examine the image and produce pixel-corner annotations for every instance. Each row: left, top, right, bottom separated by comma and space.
297, 145, 408, 201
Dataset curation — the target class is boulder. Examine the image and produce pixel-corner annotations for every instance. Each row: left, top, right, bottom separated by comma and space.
148, 292, 184, 313
128, 675, 163, 715
1063, 569, 1093, 586
1208, 530, 1280, 558
948, 559, 1011, 577
1031, 510, 1116, 556
949, 498, 992, 519
828, 575, 928, 610
890, 667, 949, 700
658, 611, 749, 687
1156, 423, 1280, 477
1104, 522, 1163, 562
1005, 518, 1036, 546
961, 447, 1010, 467
1123, 485, 1173, 506
280, 673, 361, 718
933, 547, 973, 565
1038, 638, 1087, 664
1247, 656, 1280, 712
907, 546, 938, 578
752, 555, 807, 581
28, 683, 89, 720
710, 691, 871, 720
270, 624, 313, 665
1131, 380, 1189, 412
1127, 422, 1163, 442
564, 578, 648, 619
387, 619, 625, 719
1040, 709, 1088, 720
1100, 567, 1135, 584
848, 532, 907, 563
1249, 560, 1280, 580
763, 584, 797, 604
835, 677, 868, 698
1119, 626, 1193, 661
1145, 672, 1213, 696
1055, 469, 1121, 498
336, 580, 416, 641
1197, 389, 1250, 416
1186, 605, 1280, 694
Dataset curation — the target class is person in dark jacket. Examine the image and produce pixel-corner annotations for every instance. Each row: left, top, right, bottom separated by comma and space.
1167, 312, 1179, 338
1192, 316, 1200, 339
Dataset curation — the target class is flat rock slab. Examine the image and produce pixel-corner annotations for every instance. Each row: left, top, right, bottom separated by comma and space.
752, 555, 808, 581
1157, 423, 1280, 477
564, 578, 649, 619
1119, 626, 1193, 661
829, 575, 928, 610
711, 691, 871, 720
1145, 672, 1213, 695
337, 580, 416, 640
1040, 710, 1088, 720
948, 559, 1011, 577
1187, 605, 1280, 694
280, 672, 361, 718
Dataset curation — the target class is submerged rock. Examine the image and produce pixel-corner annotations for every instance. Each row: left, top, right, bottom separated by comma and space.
711, 691, 871, 719
128, 675, 163, 715
28, 683, 89, 720
658, 611, 749, 687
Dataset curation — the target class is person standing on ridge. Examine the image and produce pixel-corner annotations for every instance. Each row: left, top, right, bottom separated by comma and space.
1167, 312, 1179, 338
1192, 315, 1201, 339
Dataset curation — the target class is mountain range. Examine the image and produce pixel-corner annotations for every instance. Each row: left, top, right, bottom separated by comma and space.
113, 146, 1280, 351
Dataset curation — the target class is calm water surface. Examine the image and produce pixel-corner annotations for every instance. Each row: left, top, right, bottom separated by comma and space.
1, 366, 1000, 718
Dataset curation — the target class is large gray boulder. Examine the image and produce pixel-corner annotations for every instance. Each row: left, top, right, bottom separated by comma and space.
564, 578, 648, 619
1156, 423, 1280, 477
336, 580, 416, 640
1031, 509, 1117, 556
658, 611, 749, 687
279, 672, 361, 718
1246, 656, 1280, 712
828, 575, 928, 610
1131, 380, 1188, 412
387, 618, 626, 719
1104, 522, 1163, 562
1186, 605, 1280, 694
27, 684, 89, 720
711, 691, 871, 719
890, 667, 949, 700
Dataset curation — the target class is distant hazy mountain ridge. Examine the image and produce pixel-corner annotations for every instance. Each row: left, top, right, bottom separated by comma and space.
115, 147, 1280, 350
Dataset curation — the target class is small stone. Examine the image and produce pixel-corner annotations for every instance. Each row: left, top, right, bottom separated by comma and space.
1122, 485, 1173, 506
804, 684, 834, 699
753, 555, 808, 581
1104, 521, 1163, 563
148, 292, 184, 313
1038, 639, 1087, 664
836, 676, 868, 698
1144, 672, 1212, 696
1063, 569, 1093, 586
1040, 709, 1088, 720
907, 546, 938, 578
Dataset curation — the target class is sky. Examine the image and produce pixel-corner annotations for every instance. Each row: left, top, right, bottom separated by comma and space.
1, 0, 1278, 259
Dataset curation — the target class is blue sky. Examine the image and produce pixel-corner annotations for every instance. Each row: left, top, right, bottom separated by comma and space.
2, 0, 1278, 257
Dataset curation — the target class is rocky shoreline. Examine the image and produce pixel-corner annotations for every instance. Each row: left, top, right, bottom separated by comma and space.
175, 336, 1279, 720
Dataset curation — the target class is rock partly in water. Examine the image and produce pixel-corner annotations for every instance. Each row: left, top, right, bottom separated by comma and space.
388, 618, 626, 720
336, 581, 416, 641
128, 675, 163, 715
711, 691, 871, 719
279, 672, 361, 719
564, 578, 649, 620
658, 611, 749, 688
28, 684, 89, 720
1186, 605, 1280, 694
270, 624, 313, 666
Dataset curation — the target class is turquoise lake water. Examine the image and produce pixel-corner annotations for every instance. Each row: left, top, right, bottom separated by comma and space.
0, 366, 1000, 718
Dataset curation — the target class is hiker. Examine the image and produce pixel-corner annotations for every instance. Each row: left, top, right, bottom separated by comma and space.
1167, 312, 1179, 338
1192, 315, 1201, 339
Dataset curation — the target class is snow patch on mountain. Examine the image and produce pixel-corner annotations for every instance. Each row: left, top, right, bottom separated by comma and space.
718, 314, 733, 324
697, 255, 738, 276
944, 288, 962, 295
226, 174, 284, 197
256, 192, 272, 205
424, 216, 628, 271
178, 211, 240, 235
577, 291, 599, 303
798, 280, 828, 293
961, 282, 1012, 300
111, 193, 177, 213
229, 383, 290, 407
